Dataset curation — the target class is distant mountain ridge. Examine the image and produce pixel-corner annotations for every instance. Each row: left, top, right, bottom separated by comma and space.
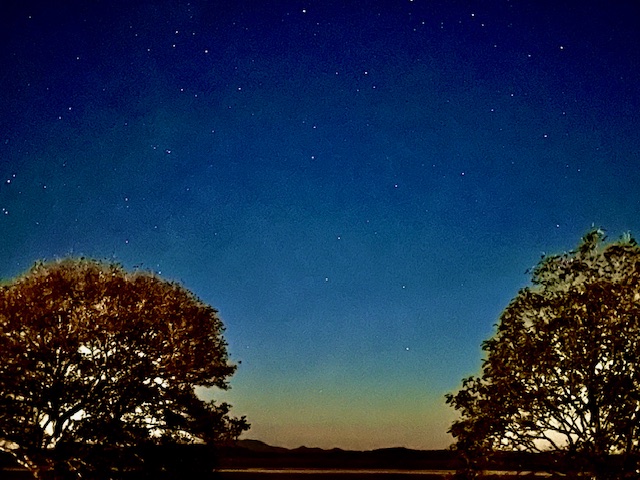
235, 438, 430, 454
234, 439, 290, 454
219, 439, 458, 471
223, 440, 568, 473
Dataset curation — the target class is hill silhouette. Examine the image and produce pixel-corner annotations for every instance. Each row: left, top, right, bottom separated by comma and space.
221, 440, 579, 474
1, 439, 565, 475
217, 439, 459, 470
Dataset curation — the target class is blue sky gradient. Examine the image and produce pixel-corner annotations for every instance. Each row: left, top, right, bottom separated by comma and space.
2, 0, 639, 450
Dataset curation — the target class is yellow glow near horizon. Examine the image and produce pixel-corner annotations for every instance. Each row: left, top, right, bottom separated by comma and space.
203, 383, 456, 451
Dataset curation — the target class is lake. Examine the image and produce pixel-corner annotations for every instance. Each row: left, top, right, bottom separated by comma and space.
2, 468, 555, 479
215, 468, 556, 479
217, 469, 451, 478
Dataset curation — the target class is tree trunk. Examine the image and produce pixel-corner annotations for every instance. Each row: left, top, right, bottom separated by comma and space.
12, 454, 49, 480
0, 447, 57, 480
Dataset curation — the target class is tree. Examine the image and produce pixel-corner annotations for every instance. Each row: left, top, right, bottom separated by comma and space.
0, 258, 249, 479
446, 229, 640, 480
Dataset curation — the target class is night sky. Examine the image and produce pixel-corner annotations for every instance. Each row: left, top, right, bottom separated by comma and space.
2, 0, 639, 450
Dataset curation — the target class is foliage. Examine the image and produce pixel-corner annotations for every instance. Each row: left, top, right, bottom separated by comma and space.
446, 229, 640, 479
0, 258, 249, 479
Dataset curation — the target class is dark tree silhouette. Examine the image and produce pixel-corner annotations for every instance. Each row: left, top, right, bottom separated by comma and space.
446, 229, 640, 480
0, 258, 249, 479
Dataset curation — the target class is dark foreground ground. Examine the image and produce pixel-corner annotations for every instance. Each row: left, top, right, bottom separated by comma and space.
0, 440, 582, 479
0, 471, 557, 480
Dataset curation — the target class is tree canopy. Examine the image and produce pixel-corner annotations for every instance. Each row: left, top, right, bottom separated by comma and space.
446, 229, 640, 479
0, 258, 249, 479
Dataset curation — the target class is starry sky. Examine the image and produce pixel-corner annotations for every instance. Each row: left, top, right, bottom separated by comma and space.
1, 0, 639, 451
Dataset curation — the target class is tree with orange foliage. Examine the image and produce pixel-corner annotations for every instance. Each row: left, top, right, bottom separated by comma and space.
0, 258, 248, 479
447, 230, 640, 480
